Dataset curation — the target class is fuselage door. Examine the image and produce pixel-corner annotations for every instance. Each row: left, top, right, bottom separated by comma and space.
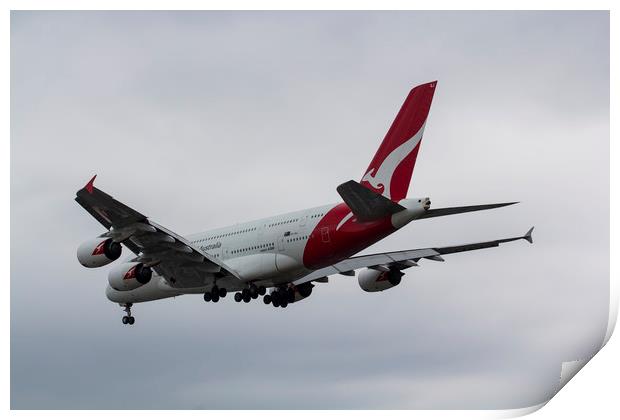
258, 223, 265, 241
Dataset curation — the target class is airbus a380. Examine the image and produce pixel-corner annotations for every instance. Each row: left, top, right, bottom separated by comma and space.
76, 81, 533, 325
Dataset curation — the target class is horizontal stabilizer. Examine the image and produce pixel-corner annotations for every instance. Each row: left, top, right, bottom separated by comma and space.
337, 180, 406, 222
417, 202, 518, 220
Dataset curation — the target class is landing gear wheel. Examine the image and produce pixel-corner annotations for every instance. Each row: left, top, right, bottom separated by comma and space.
280, 301, 288, 308
273, 300, 280, 307
234, 292, 243, 302
243, 294, 251, 303
263, 294, 272, 305
258, 285, 266, 296
249, 284, 258, 295
277, 290, 288, 304
206, 285, 224, 302
251, 290, 259, 299
122, 304, 134, 325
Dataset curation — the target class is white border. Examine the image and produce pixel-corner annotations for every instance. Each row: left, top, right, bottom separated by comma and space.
3, 1, 615, 419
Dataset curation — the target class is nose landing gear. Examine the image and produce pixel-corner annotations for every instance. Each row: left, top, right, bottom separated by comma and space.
121, 304, 135, 325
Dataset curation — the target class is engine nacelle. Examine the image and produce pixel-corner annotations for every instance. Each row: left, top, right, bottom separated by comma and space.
108, 262, 152, 291
77, 237, 122, 268
358, 268, 403, 292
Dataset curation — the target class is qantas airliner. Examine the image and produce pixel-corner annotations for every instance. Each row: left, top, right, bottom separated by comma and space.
76, 81, 533, 325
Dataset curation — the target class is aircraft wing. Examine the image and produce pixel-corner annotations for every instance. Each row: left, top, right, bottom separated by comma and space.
75, 175, 240, 288
292, 227, 534, 286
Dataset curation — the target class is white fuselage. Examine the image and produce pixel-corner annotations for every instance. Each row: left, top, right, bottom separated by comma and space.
105, 203, 334, 303
104, 198, 427, 304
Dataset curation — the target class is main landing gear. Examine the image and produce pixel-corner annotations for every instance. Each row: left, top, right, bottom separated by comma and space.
121, 304, 135, 325
204, 285, 227, 303
233, 284, 266, 303
263, 287, 295, 308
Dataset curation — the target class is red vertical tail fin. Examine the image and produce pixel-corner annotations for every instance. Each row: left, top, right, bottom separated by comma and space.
360, 81, 437, 202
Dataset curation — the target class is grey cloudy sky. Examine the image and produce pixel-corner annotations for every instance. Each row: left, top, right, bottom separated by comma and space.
10, 11, 609, 409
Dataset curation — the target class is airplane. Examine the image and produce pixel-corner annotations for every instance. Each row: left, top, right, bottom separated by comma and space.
75, 81, 534, 325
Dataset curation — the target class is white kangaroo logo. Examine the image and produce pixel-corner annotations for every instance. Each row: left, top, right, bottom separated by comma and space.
361, 122, 426, 200
337, 122, 426, 231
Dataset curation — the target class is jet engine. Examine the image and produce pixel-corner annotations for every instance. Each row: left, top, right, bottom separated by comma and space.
108, 262, 153, 291
77, 237, 122, 268
358, 268, 403, 292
